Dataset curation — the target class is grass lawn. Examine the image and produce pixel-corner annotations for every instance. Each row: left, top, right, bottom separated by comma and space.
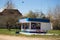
0, 29, 19, 35
0, 29, 60, 38
48, 30, 60, 35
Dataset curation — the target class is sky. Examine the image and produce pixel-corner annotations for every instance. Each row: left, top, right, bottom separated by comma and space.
0, 0, 60, 15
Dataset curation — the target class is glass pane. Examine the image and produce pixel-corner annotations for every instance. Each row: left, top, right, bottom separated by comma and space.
22, 23, 29, 29
31, 23, 40, 29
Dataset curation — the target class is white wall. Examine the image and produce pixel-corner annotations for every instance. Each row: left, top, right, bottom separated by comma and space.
19, 19, 29, 23
41, 23, 52, 31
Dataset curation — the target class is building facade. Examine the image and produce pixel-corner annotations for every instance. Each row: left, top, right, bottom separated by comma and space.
19, 18, 52, 35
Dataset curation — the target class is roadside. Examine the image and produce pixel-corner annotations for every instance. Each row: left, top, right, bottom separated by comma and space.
0, 29, 60, 40
0, 35, 45, 40
0, 35, 60, 40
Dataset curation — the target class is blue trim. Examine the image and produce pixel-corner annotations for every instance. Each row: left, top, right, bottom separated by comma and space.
26, 18, 50, 23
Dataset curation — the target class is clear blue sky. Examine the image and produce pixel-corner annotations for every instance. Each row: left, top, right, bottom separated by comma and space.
0, 0, 60, 15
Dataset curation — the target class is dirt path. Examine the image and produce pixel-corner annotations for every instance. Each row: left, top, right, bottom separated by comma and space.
0, 35, 59, 40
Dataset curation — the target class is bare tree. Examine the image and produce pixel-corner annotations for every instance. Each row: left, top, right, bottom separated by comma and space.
5, 0, 15, 9
47, 5, 60, 30
25, 11, 46, 18
6, 17, 18, 31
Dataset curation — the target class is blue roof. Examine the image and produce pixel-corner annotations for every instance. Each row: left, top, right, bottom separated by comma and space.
26, 18, 50, 23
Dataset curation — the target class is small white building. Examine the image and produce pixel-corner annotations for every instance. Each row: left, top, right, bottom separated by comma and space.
19, 18, 52, 35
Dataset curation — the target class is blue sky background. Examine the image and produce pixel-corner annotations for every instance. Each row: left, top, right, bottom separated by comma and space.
0, 0, 60, 15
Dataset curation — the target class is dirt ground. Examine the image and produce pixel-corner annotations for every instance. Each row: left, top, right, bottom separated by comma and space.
0, 35, 59, 40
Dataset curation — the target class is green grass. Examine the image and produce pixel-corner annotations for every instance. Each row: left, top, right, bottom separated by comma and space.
0, 29, 60, 38
27, 35, 60, 38
0, 29, 20, 35
48, 30, 60, 35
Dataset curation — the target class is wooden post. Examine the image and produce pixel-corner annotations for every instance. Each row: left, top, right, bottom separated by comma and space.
29, 22, 31, 30
21, 23, 23, 31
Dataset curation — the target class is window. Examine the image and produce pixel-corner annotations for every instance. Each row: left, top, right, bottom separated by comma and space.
31, 23, 40, 29
10, 11, 14, 14
22, 23, 29, 29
